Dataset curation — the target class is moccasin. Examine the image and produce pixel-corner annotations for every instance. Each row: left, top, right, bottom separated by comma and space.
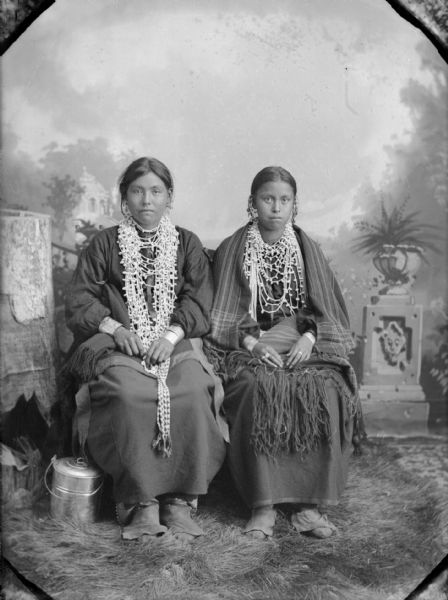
121, 503, 167, 540
243, 506, 276, 538
116, 502, 137, 526
291, 508, 337, 539
160, 501, 204, 537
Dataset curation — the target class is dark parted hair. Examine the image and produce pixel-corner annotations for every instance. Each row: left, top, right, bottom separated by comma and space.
118, 157, 174, 201
250, 166, 297, 197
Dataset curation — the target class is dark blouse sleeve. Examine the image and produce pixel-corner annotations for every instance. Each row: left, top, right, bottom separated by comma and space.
296, 309, 317, 337
170, 230, 214, 338
237, 313, 260, 346
65, 233, 112, 340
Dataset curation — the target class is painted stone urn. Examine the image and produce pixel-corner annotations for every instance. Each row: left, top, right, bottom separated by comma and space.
352, 199, 439, 297
372, 244, 423, 295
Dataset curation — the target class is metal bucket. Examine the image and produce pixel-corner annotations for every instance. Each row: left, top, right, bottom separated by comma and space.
46, 457, 104, 524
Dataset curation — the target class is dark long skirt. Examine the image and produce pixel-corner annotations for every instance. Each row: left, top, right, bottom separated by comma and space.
86, 352, 226, 504
224, 368, 353, 509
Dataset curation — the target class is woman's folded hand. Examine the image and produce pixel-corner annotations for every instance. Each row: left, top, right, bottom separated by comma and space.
252, 342, 284, 368
285, 336, 314, 368
144, 337, 175, 366
113, 326, 145, 357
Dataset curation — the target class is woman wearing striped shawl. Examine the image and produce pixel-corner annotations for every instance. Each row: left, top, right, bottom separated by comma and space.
206, 166, 362, 539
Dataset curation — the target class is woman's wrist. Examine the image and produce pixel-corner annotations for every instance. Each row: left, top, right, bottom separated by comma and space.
302, 331, 316, 344
99, 316, 123, 336
242, 334, 259, 352
162, 324, 185, 346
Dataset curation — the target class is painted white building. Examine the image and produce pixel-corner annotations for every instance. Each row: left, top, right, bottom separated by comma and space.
75, 167, 114, 222
70, 167, 118, 247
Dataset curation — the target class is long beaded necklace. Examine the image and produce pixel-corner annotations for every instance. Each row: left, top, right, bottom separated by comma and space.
118, 214, 179, 457
244, 222, 306, 318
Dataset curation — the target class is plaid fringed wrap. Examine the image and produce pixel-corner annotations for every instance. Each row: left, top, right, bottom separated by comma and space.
226, 350, 360, 457
208, 224, 354, 356
205, 224, 365, 457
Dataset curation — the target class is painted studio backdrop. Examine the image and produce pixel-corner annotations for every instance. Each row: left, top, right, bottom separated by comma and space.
1, 0, 447, 429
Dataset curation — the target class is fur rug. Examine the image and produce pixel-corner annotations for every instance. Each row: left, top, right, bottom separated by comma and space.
2, 440, 447, 600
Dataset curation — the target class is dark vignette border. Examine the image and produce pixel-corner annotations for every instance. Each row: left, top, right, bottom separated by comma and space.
0, 0, 55, 56
0, 0, 447, 598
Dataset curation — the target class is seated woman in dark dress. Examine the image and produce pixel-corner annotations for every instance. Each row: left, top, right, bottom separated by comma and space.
65, 157, 226, 541
206, 166, 362, 539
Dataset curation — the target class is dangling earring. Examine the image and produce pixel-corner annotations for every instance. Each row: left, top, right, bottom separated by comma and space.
247, 198, 258, 222
291, 198, 298, 223
249, 206, 258, 221
121, 201, 131, 218
165, 191, 174, 216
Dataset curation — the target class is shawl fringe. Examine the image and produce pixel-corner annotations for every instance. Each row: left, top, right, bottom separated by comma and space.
226, 351, 363, 458
64, 345, 101, 383
62, 334, 116, 384
203, 342, 229, 381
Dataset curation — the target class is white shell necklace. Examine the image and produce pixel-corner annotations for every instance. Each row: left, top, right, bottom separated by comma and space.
244, 222, 306, 318
118, 214, 179, 456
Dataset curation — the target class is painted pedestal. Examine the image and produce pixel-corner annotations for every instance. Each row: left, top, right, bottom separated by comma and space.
359, 294, 428, 436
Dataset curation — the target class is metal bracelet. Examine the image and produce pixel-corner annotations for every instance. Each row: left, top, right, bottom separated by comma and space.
243, 335, 259, 352
303, 331, 316, 344
99, 316, 123, 336
162, 325, 184, 346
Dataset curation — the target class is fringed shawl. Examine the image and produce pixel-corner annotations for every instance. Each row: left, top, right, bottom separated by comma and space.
205, 224, 364, 456
208, 225, 355, 359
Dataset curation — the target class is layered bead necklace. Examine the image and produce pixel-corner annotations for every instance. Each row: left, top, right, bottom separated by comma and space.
118, 214, 179, 456
244, 222, 306, 318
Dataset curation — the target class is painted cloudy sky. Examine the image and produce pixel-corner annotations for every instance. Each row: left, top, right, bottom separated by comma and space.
2, 0, 439, 243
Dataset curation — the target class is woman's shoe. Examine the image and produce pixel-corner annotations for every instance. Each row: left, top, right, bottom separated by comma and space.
160, 497, 204, 541
291, 508, 336, 539
116, 502, 137, 526
243, 506, 276, 539
121, 502, 167, 540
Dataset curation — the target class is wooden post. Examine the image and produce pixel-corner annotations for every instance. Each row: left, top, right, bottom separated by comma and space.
0, 209, 57, 418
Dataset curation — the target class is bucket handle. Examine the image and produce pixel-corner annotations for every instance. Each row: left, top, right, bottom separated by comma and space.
44, 456, 104, 498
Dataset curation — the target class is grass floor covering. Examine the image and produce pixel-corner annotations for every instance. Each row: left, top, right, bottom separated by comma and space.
2, 439, 447, 600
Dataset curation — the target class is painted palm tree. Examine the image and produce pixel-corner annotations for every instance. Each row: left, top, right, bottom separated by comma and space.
352, 199, 441, 258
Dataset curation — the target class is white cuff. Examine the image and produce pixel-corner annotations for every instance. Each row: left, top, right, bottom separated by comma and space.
162, 325, 185, 346
99, 316, 123, 336
303, 331, 316, 345
243, 335, 259, 352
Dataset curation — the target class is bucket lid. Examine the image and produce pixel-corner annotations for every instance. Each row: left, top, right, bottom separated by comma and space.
52, 457, 102, 479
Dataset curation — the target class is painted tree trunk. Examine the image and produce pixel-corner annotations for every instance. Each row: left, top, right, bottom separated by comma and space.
0, 209, 57, 418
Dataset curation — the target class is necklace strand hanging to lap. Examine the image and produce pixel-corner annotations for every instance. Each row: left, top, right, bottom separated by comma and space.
244, 222, 306, 316
118, 214, 179, 456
